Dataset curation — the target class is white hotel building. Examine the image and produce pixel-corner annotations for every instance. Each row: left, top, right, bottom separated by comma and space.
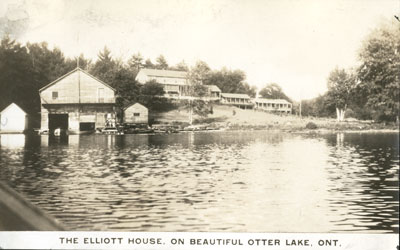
136, 69, 292, 113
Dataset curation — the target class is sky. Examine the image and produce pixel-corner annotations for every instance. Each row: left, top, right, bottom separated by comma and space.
0, 0, 399, 101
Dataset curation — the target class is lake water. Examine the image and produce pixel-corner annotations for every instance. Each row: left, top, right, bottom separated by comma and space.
0, 131, 398, 233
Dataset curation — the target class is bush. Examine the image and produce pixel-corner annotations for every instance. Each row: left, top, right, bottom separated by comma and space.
136, 96, 176, 112
180, 99, 210, 117
305, 122, 318, 129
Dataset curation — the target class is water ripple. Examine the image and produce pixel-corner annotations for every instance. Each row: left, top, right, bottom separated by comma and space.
0, 132, 398, 232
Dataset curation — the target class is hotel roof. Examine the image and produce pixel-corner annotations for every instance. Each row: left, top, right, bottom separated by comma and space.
139, 68, 188, 79
255, 98, 291, 104
221, 93, 251, 99
206, 85, 221, 92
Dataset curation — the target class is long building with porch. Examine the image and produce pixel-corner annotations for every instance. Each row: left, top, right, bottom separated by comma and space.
39, 68, 116, 134
220, 93, 253, 109
254, 98, 292, 114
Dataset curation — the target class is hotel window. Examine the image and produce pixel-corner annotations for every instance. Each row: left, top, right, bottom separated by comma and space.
52, 91, 58, 100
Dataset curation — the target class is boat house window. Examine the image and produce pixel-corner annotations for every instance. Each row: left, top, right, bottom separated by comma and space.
52, 91, 58, 99
134, 113, 140, 117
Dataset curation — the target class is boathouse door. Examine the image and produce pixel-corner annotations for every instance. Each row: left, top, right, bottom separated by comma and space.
48, 114, 68, 130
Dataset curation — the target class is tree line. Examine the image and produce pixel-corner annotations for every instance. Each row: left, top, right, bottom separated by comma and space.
301, 20, 399, 122
0, 37, 287, 124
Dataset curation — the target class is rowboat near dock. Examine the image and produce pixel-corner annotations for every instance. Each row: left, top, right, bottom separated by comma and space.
123, 124, 154, 134
36, 123, 226, 136
151, 124, 180, 133
100, 127, 124, 135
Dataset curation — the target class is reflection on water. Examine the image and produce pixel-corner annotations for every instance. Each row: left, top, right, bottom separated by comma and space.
0, 134, 25, 148
0, 131, 398, 233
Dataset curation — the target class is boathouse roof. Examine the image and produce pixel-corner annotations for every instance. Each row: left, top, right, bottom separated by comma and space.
124, 102, 147, 110
0, 103, 26, 115
39, 68, 116, 93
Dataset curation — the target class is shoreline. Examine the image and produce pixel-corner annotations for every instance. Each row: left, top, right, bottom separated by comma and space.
2, 127, 397, 136
153, 105, 399, 135
222, 127, 399, 134
285, 128, 398, 134
214, 122, 399, 134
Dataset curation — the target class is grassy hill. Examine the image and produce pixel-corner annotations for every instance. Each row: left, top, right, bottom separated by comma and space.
151, 104, 396, 131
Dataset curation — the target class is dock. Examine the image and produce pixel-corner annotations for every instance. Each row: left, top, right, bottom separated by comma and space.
0, 182, 65, 230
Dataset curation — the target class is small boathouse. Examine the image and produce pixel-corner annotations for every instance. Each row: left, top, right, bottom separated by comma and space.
123, 103, 148, 124
0, 103, 27, 133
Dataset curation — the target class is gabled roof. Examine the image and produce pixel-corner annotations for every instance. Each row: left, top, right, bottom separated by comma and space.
221, 93, 250, 99
124, 102, 148, 110
206, 85, 221, 92
255, 98, 291, 104
39, 68, 116, 93
0, 103, 26, 115
138, 68, 188, 79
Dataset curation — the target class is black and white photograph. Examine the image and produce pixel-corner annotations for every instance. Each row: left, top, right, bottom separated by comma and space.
0, 0, 399, 249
